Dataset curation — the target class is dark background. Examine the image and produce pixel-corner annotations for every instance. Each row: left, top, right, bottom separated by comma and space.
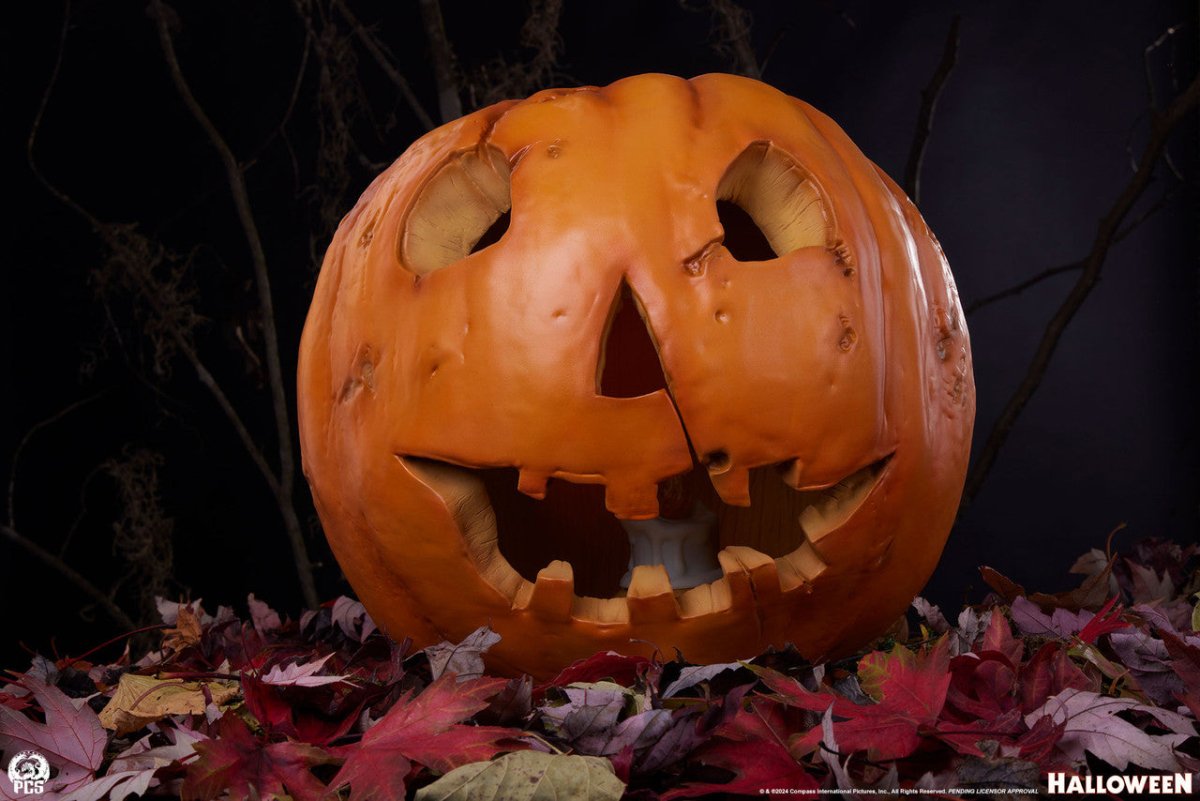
3, 0, 1197, 667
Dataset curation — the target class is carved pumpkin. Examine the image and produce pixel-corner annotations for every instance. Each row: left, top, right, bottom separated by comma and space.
297, 73, 974, 679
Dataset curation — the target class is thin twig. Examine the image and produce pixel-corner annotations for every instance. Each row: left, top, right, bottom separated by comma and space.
240, 30, 313, 173
418, 0, 462, 122
962, 71, 1200, 507
7, 392, 107, 531
2, 524, 137, 631
332, 0, 437, 131
965, 183, 1180, 314
904, 16, 960, 205
150, 0, 318, 607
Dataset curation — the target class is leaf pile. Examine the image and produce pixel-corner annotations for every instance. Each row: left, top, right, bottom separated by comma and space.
1, 537, 1198, 799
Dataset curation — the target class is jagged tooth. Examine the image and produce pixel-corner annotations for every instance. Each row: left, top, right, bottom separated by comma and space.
722, 546, 782, 603
777, 542, 827, 591
709, 466, 751, 506
571, 595, 630, 624
798, 503, 832, 540
604, 480, 660, 519
517, 469, 548, 499
778, 458, 804, 489
511, 580, 534, 610
678, 578, 734, 617
626, 564, 680, 623
718, 549, 756, 607
522, 560, 574, 620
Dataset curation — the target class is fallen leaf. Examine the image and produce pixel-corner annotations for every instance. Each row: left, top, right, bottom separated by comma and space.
1024, 687, 1193, 771
330, 673, 526, 801
761, 638, 953, 761
424, 627, 501, 682
414, 751, 624, 801
60, 768, 156, 801
541, 652, 650, 691
162, 606, 203, 653
0, 676, 107, 797
182, 715, 335, 801
1018, 643, 1092, 714
261, 653, 353, 687
332, 597, 377, 643
247, 594, 282, 634
98, 674, 239, 735
660, 738, 818, 799
662, 663, 745, 698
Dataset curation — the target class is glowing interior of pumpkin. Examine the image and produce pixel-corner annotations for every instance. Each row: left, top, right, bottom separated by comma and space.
396, 140, 892, 616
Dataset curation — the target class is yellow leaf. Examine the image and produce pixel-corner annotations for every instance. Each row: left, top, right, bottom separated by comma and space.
99, 673, 239, 735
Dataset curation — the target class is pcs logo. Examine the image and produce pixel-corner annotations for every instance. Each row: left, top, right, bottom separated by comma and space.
6, 751, 50, 796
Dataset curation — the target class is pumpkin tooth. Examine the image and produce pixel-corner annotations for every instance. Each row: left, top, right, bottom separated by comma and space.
626, 564, 681, 622
517, 469, 549, 499
603, 480, 660, 519
719, 546, 783, 604
776, 541, 828, 591
796, 454, 893, 542
516, 560, 575, 620
708, 465, 751, 506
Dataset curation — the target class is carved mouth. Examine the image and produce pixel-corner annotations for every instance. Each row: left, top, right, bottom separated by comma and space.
397, 452, 892, 625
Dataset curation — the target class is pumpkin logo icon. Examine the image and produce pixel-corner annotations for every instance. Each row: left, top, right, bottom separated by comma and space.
299, 74, 974, 678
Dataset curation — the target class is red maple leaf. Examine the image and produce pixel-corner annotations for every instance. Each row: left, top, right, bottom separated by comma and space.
181, 715, 336, 801
241, 671, 372, 745
330, 673, 527, 801
1159, 629, 1200, 719
1076, 596, 1129, 643
660, 738, 819, 799
760, 638, 953, 761
944, 651, 1018, 721
1017, 642, 1092, 714
539, 651, 651, 693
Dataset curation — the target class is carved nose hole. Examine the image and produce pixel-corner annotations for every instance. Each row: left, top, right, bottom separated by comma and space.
597, 279, 669, 398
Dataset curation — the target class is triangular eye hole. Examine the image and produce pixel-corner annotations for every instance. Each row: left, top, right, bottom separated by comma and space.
716, 142, 832, 259
401, 146, 512, 277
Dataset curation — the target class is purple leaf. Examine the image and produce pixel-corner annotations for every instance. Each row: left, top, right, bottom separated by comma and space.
260, 653, 353, 688
662, 663, 744, 698
331, 597, 376, 643
246, 594, 282, 634
0, 676, 107, 797
1024, 688, 1193, 771
425, 626, 501, 682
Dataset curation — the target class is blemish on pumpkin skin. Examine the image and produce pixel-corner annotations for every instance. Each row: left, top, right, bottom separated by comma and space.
829, 239, 854, 273
546, 140, 563, 159
357, 213, 379, 247
683, 240, 720, 276
838, 316, 857, 352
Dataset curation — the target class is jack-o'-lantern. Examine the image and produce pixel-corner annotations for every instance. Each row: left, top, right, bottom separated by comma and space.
297, 73, 974, 679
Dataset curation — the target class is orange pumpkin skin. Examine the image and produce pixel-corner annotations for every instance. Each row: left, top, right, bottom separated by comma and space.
298, 73, 974, 679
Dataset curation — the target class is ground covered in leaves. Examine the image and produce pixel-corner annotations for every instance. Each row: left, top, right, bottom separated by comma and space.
2, 538, 1198, 800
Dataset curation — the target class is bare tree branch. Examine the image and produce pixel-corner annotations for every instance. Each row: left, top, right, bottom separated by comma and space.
332, 0, 437, 131
961, 71, 1200, 507
965, 183, 1180, 314
965, 262, 1082, 314
418, 0, 463, 122
7, 393, 107, 532
904, 16, 961, 205
150, 0, 318, 607
2, 523, 137, 631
